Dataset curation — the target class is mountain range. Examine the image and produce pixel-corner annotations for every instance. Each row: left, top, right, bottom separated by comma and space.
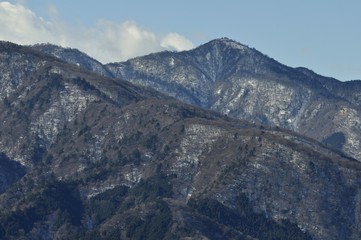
33, 38, 361, 162
0, 39, 360, 239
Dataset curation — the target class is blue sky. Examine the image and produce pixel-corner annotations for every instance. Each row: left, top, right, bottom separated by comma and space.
1, 0, 360, 81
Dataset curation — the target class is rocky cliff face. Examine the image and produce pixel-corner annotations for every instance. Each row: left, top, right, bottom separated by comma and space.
0, 41, 361, 239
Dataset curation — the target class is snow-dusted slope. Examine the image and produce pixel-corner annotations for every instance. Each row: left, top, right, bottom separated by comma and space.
106, 38, 361, 161
1, 40, 361, 239
31, 38, 361, 161
31, 43, 113, 77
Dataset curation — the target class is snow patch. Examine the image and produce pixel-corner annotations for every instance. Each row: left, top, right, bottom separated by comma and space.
169, 57, 175, 66
206, 52, 211, 61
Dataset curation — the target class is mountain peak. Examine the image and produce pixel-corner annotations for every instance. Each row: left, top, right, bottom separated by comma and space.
206, 37, 249, 51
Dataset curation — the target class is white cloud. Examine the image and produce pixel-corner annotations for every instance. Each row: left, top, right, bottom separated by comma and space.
0, 2, 51, 43
0, 2, 194, 63
161, 33, 194, 51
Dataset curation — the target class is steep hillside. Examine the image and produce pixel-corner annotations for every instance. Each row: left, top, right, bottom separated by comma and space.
31, 43, 113, 77
0, 41, 162, 168
0, 41, 361, 239
105, 38, 361, 161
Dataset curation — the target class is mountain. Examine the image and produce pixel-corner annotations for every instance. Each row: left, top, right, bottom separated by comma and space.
103, 38, 361, 161
1, 41, 361, 239
32, 40, 361, 161
31, 43, 113, 77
